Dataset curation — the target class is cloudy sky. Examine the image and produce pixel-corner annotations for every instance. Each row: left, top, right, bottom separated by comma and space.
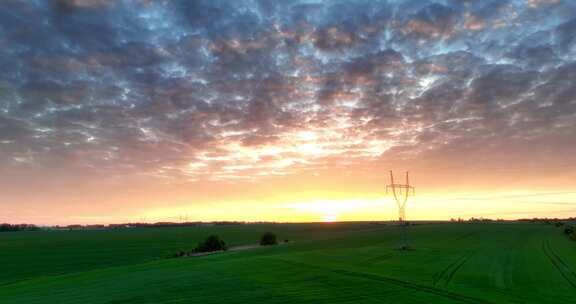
1, 0, 575, 224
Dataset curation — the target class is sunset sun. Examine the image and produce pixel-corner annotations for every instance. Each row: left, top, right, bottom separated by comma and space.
322, 214, 338, 223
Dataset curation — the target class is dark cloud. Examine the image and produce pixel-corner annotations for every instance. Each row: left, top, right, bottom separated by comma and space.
0, 0, 575, 181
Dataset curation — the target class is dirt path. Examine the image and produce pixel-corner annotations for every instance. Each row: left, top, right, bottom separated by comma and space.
188, 242, 289, 257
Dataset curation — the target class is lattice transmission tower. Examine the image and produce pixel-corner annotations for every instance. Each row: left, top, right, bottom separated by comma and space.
386, 171, 415, 249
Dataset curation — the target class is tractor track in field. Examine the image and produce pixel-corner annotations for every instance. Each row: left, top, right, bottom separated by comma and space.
275, 259, 492, 304
542, 240, 576, 288
433, 251, 475, 288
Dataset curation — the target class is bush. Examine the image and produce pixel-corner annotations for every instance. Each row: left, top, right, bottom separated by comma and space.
194, 235, 228, 253
564, 226, 574, 235
571, 232, 576, 241
259, 232, 278, 246
172, 251, 186, 258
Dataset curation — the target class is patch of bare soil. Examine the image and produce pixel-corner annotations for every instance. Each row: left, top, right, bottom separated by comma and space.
188, 241, 291, 257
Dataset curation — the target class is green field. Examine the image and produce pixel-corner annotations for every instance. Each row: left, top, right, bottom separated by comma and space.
1, 222, 575, 303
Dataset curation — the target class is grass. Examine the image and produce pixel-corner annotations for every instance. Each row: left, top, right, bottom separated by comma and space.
0, 222, 575, 303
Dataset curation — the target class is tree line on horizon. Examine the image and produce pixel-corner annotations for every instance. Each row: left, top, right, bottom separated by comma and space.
0, 223, 40, 232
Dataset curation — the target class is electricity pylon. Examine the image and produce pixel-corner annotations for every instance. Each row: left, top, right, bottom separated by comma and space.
386, 171, 415, 249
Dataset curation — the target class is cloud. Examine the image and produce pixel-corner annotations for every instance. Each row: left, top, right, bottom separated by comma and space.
0, 0, 575, 182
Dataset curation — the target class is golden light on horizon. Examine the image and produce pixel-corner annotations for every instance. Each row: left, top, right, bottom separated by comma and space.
112, 190, 576, 226
322, 214, 338, 222
5, 187, 575, 225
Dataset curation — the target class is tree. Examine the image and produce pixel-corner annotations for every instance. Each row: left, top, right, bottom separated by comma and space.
259, 232, 278, 246
194, 235, 227, 253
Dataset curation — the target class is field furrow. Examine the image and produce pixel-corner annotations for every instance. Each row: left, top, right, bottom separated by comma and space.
433, 251, 475, 288
275, 258, 492, 304
542, 240, 576, 289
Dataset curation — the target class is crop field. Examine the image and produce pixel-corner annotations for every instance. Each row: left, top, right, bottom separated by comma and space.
0, 222, 575, 303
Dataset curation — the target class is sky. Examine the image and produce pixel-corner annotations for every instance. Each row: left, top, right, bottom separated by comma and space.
1, 0, 575, 225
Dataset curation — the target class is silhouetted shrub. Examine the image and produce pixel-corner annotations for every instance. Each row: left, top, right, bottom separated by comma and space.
396, 244, 413, 251
172, 251, 186, 258
260, 232, 278, 246
555, 222, 565, 227
194, 235, 227, 253
564, 226, 574, 235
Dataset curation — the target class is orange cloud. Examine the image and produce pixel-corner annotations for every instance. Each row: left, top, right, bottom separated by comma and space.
464, 14, 486, 31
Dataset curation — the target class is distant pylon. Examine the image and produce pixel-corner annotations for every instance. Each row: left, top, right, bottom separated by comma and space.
386, 171, 415, 249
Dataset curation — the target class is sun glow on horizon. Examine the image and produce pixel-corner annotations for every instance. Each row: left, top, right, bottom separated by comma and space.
286, 198, 385, 222
322, 214, 338, 222
122, 190, 576, 226
7, 189, 576, 225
